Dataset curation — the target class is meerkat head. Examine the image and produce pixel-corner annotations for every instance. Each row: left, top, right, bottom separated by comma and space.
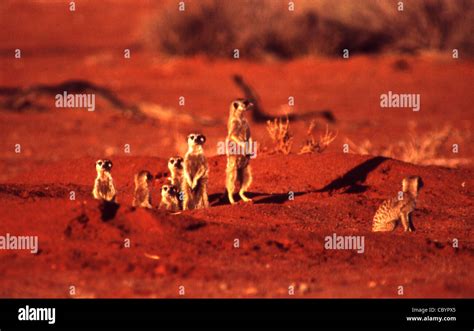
187, 133, 206, 150
231, 99, 253, 116
402, 176, 424, 196
161, 184, 177, 198
135, 170, 153, 186
168, 156, 183, 172
95, 159, 113, 174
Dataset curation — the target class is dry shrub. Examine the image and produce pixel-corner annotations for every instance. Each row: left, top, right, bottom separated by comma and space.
147, 0, 474, 59
266, 115, 293, 154
299, 120, 338, 154
347, 123, 471, 168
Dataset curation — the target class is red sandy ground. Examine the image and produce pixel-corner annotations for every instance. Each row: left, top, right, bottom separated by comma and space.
0, 0, 473, 298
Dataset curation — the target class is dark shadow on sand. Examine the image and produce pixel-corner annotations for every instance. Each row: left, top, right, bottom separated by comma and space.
209, 156, 387, 207
316, 156, 387, 193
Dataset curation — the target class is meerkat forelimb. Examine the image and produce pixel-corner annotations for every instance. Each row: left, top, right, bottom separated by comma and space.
372, 176, 424, 232
226, 99, 254, 204
132, 170, 153, 208
159, 184, 180, 211
182, 133, 209, 210
92, 159, 116, 202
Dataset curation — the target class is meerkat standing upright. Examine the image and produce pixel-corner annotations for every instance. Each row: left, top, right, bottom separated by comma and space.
226, 99, 254, 204
168, 156, 184, 209
168, 156, 184, 187
132, 170, 153, 208
182, 133, 209, 210
372, 176, 424, 232
92, 159, 116, 202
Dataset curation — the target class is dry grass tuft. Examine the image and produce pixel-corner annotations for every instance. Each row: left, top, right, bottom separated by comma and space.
266, 115, 293, 154
299, 120, 338, 154
347, 123, 471, 168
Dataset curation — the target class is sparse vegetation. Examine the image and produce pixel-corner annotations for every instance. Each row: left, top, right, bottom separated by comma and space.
347, 123, 471, 168
299, 120, 338, 154
266, 115, 293, 154
148, 0, 474, 59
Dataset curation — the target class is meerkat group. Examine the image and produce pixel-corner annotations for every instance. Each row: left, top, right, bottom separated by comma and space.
91, 98, 422, 232
91, 98, 253, 212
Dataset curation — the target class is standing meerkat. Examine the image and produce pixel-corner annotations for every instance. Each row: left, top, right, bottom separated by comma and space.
168, 156, 184, 209
92, 159, 116, 202
132, 170, 153, 208
168, 156, 183, 188
159, 184, 179, 211
182, 133, 209, 210
226, 99, 254, 204
372, 176, 424, 232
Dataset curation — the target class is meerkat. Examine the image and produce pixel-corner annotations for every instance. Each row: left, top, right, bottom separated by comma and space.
132, 170, 153, 208
159, 184, 179, 211
372, 176, 424, 232
182, 133, 209, 210
226, 99, 253, 204
168, 156, 184, 208
168, 156, 183, 187
92, 159, 116, 202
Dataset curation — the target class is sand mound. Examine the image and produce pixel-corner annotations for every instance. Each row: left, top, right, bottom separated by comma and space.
0, 153, 472, 298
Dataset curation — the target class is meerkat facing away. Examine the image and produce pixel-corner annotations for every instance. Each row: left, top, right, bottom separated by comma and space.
159, 184, 179, 211
132, 170, 153, 208
92, 159, 116, 202
182, 133, 209, 210
226, 99, 253, 204
372, 176, 424, 232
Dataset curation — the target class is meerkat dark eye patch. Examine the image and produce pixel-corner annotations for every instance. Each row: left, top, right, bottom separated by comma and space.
97, 161, 103, 166
197, 135, 206, 144
243, 100, 249, 107
233, 102, 239, 109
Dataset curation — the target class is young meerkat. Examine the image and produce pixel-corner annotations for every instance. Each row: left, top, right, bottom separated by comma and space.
92, 159, 116, 202
226, 99, 254, 204
168, 156, 184, 209
372, 176, 424, 232
132, 170, 153, 208
182, 133, 209, 210
159, 184, 179, 211
168, 156, 183, 188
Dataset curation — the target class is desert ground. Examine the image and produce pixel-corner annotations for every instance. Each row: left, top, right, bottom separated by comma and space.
0, 0, 473, 298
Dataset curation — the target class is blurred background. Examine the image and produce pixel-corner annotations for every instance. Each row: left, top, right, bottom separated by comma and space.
0, 0, 472, 181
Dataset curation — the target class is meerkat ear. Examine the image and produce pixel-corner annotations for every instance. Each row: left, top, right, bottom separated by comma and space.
233, 102, 239, 109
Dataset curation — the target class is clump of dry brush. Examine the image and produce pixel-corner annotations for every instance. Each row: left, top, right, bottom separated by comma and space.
266, 117, 337, 155
266, 115, 293, 154
347, 123, 471, 168
299, 120, 338, 154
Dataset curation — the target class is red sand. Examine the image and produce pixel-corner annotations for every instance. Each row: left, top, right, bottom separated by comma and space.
0, 153, 472, 298
0, 0, 473, 298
